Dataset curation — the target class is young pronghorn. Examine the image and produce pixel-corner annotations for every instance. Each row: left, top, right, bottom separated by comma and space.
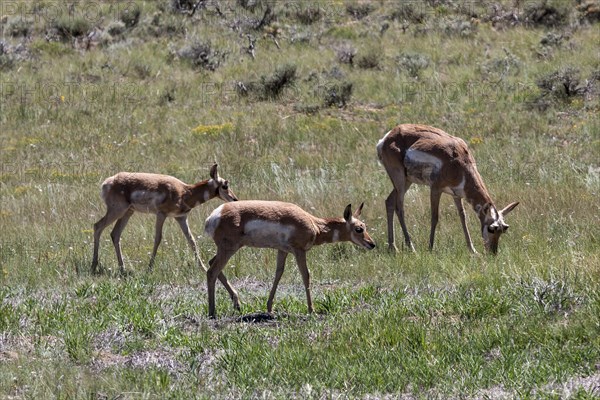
91, 164, 238, 275
203, 201, 376, 318
377, 124, 519, 254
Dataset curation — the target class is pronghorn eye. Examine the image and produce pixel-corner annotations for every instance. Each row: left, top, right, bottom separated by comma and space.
222, 183, 228, 190
487, 226, 495, 233
355, 227, 364, 233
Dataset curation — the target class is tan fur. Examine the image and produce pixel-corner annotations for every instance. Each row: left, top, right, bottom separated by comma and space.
377, 124, 518, 254
204, 200, 376, 318
91, 164, 238, 274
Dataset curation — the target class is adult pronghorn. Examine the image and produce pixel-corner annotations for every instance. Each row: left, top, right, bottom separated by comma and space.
91, 164, 238, 275
203, 201, 376, 318
377, 124, 518, 254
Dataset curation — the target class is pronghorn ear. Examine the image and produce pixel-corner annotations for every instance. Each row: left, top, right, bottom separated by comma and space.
353, 202, 364, 218
210, 163, 219, 180
343, 204, 352, 222
500, 202, 519, 216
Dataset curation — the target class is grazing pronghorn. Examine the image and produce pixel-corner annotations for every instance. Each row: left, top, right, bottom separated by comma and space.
377, 124, 518, 254
91, 164, 238, 275
203, 201, 376, 318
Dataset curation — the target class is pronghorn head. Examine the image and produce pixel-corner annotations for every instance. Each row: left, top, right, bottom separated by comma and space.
344, 203, 376, 250
210, 164, 238, 202
477, 202, 519, 254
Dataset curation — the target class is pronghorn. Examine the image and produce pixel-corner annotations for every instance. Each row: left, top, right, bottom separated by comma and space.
377, 124, 518, 254
203, 201, 376, 318
91, 164, 238, 275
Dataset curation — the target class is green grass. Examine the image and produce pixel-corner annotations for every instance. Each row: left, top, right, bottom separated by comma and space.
1, 0, 599, 398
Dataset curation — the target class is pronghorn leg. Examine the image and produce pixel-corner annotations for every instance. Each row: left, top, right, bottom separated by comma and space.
384, 166, 415, 251
148, 212, 167, 271
267, 250, 288, 313
110, 209, 134, 274
175, 215, 206, 271
429, 189, 442, 251
454, 197, 477, 254
293, 250, 313, 314
396, 184, 414, 251
385, 190, 398, 252
207, 248, 239, 318
92, 205, 130, 274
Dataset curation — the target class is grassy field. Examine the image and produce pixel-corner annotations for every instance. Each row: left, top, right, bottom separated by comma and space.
1, 0, 599, 398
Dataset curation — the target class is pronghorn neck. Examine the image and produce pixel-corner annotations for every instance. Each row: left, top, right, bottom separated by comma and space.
183, 179, 216, 208
463, 169, 494, 214
314, 218, 349, 246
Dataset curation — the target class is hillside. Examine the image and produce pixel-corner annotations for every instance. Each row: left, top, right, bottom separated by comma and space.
0, 1, 599, 398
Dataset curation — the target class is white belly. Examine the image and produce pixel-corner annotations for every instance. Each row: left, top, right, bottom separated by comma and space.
130, 190, 166, 213
404, 149, 442, 186
243, 220, 296, 251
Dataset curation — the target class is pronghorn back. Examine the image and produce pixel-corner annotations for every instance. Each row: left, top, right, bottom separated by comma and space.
205, 200, 319, 251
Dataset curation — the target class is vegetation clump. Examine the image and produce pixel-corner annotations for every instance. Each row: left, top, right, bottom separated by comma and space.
294, 5, 323, 25
524, 1, 570, 27
356, 49, 381, 70
170, 0, 198, 13
4, 17, 33, 38
322, 81, 353, 108
531, 67, 595, 110
389, 3, 427, 24
51, 17, 91, 40
396, 53, 430, 78
335, 44, 357, 66
237, 64, 297, 100
536, 68, 587, 100
346, 3, 375, 20
119, 5, 142, 28
177, 40, 227, 71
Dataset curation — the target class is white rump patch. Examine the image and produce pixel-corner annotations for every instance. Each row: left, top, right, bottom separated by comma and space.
404, 149, 443, 186
100, 178, 114, 201
130, 190, 167, 213
243, 220, 296, 249
204, 204, 224, 238
376, 129, 393, 160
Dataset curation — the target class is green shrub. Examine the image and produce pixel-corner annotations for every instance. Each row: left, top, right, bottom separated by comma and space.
480, 48, 521, 79
531, 67, 591, 110
440, 17, 477, 37
396, 53, 430, 78
356, 50, 381, 70
120, 5, 141, 28
322, 81, 353, 108
335, 44, 357, 66
52, 17, 91, 40
536, 68, 587, 100
524, 1, 570, 27
107, 20, 127, 37
237, 64, 297, 100
346, 3, 374, 20
294, 6, 322, 24
170, 0, 197, 12
4, 17, 33, 37
177, 40, 227, 71
260, 64, 297, 99
389, 3, 427, 23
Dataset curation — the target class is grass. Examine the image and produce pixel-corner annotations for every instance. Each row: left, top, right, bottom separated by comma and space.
1, 0, 599, 398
